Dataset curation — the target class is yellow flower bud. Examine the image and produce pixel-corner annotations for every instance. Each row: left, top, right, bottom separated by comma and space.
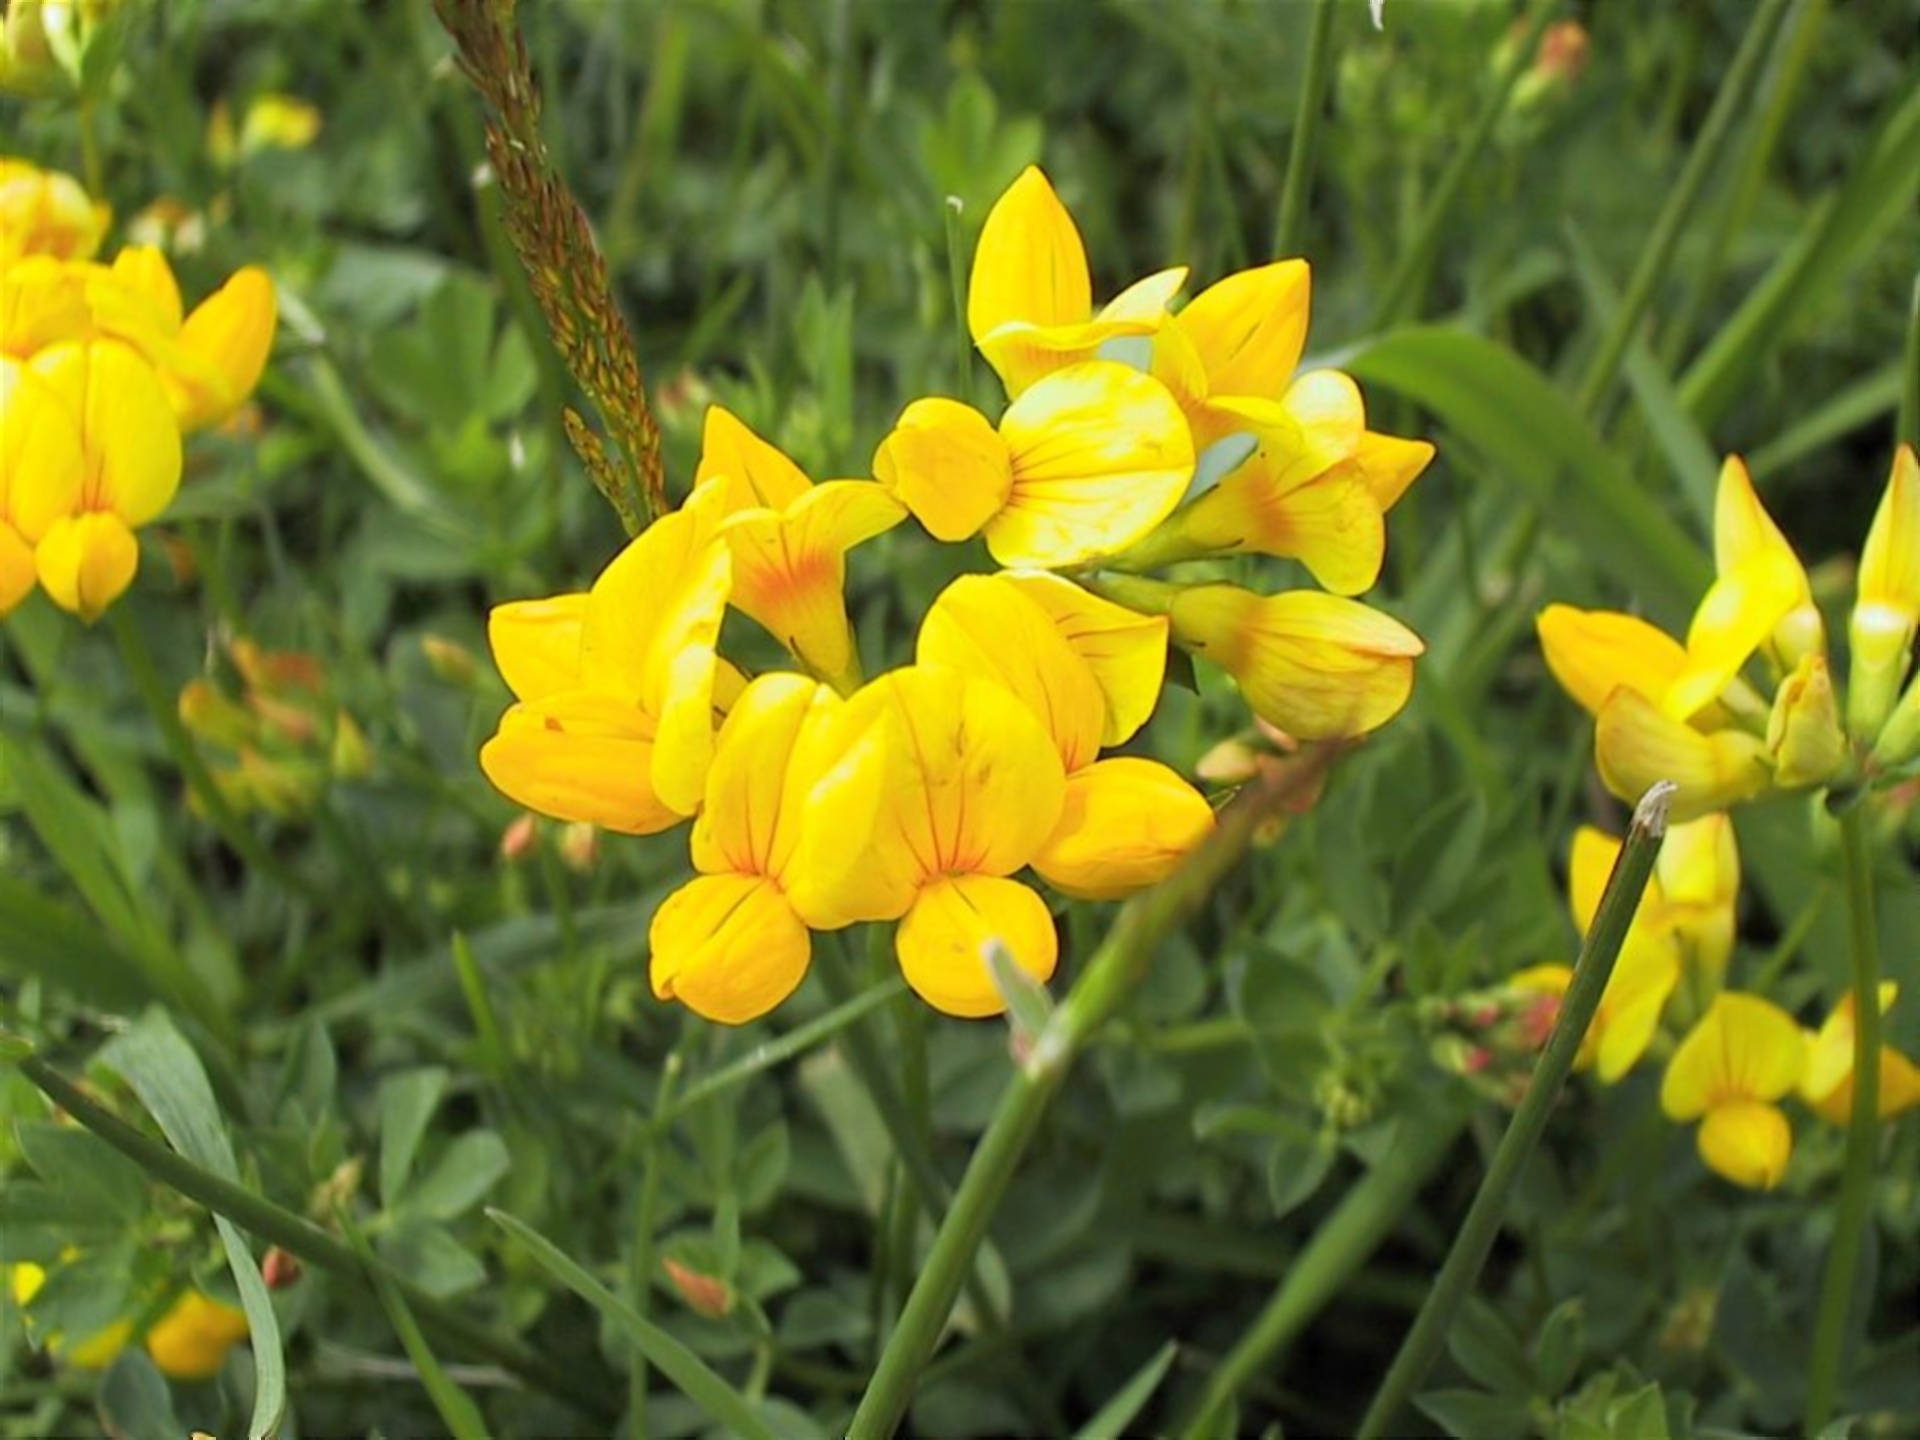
1764, 653, 1848, 790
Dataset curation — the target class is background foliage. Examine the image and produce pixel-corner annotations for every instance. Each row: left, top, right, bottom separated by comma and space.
3, 0, 1918, 1436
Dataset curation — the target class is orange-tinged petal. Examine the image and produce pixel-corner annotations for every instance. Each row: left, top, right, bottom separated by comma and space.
479, 693, 680, 834
488, 593, 587, 701
990, 361, 1194, 568
1174, 259, 1311, 400
29, 338, 182, 524
1030, 756, 1214, 900
649, 873, 811, 1024
693, 405, 812, 511
1695, 1100, 1793, 1189
691, 672, 829, 876
1660, 991, 1805, 1120
917, 573, 1106, 771
896, 873, 1057, 1018
967, 166, 1091, 344
1594, 688, 1771, 822
999, 570, 1170, 745
1180, 464, 1386, 595
1536, 604, 1690, 719
0, 162, 105, 262
1668, 550, 1804, 719
872, 396, 1012, 542
144, 1291, 249, 1381
1848, 444, 1920, 738
35, 510, 138, 620
172, 266, 277, 430
1170, 585, 1424, 740
0, 354, 84, 537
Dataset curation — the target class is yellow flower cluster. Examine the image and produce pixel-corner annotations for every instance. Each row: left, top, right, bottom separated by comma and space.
480, 166, 1431, 1025
1511, 819, 1920, 1190
1539, 447, 1920, 820
9, 1262, 250, 1381
0, 156, 277, 620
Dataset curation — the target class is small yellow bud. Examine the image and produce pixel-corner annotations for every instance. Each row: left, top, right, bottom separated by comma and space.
1764, 653, 1848, 790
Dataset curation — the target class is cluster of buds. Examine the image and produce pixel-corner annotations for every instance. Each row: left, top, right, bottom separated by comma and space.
1539, 449, 1920, 821
479, 166, 1433, 1025
178, 638, 371, 819
1, 156, 276, 620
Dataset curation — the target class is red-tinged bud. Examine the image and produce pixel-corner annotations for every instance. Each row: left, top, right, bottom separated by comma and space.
421, 634, 479, 686
662, 1258, 732, 1319
500, 812, 539, 863
262, 1247, 301, 1289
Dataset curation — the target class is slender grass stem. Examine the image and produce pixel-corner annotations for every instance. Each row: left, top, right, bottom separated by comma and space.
17, 1051, 616, 1425
846, 749, 1340, 1438
1271, 0, 1338, 259
1366, 0, 1557, 330
1805, 800, 1883, 1432
1356, 782, 1676, 1440
1899, 272, 1920, 449
943, 197, 975, 408
630, 1049, 684, 1439
1572, 0, 1794, 417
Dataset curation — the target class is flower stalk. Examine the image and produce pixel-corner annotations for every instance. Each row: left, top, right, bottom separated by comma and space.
1357, 781, 1676, 1440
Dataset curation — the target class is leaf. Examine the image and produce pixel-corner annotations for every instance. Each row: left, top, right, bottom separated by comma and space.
0, 872, 152, 1010
1265, 1136, 1337, 1220
1071, 1340, 1178, 1440
15, 1121, 149, 1223
378, 1067, 450, 1208
97, 1013, 287, 1440
1348, 326, 1711, 621
403, 1131, 510, 1221
1532, 1298, 1587, 1397
1416, 1387, 1537, 1438
1448, 1297, 1536, 1396
487, 1208, 779, 1440
96, 1350, 185, 1440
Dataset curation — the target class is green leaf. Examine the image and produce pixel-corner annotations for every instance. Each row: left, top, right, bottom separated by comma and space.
1448, 1297, 1536, 1396
15, 1121, 148, 1223
1071, 1340, 1178, 1440
96, 1350, 186, 1440
1417, 1387, 1538, 1438
378, 1066, 450, 1208
403, 1131, 510, 1221
1532, 1298, 1587, 1397
488, 1208, 780, 1440
97, 1013, 287, 1440
1348, 327, 1711, 620
1264, 1137, 1337, 1220
378, 1221, 489, 1298
0, 872, 151, 1010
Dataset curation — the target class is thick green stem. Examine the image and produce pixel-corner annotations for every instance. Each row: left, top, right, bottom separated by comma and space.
17, 1051, 616, 1425
1571, 0, 1794, 417
847, 752, 1337, 1438
1271, 0, 1338, 259
1805, 801, 1882, 1432
1356, 782, 1675, 1439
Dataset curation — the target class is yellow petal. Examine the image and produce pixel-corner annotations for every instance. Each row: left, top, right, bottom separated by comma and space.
106, 245, 184, 330
896, 873, 1057, 1018
694, 405, 812, 511
0, 254, 94, 357
1336, 430, 1435, 514
1592, 935, 1680, 1083
1099, 267, 1188, 323
35, 510, 138, 620
171, 266, 277, 430
1660, 991, 1806, 1120
0, 162, 105, 262
1170, 585, 1424, 739
1695, 1100, 1793, 1190
1536, 604, 1690, 719
1655, 812, 1739, 976
1180, 464, 1386, 595
691, 672, 830, 876
144, 1291, 249, 1381
990, 361, 1195, 568
967, 166, 1090, 343
1764, 651, 1847, 789
30, 338, 182, 524
648, 873, 811, 1024
872, 396, 1012, 543
0, 521, 35, 613
478, 693, 680, 834
977, 316, 1163, 401
1713, 454, 1820, 668
1668, 550, 1804, 719
488, 593, 587, 701
1174, 260, 1311, 399
1848, 444, 1920, 738
1594, 688, 1771, 822
917, 573, 1107, 771
1029, 757, 1215, 900
999, 570, 1170, 745
1567, 825, 1633, 936
783, 695, 925, 927
0, 354, 85, 537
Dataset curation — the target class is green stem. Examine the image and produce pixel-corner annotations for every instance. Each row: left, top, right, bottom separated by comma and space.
630, 1049, 684, 1439
1356, 782, 1676, 1440
944, 196, 975, 408
1571, 0, 1794, 417
1898, 271, 1919, 450
1804, 801, 1883, 1432
847, 752, 1338, 1438
17, 1051, 617, 1426
1366, 0, 1558, 330
109, 608, 321, 907
1271, 0, 1338, 259
1176, 1092, 1470, 1438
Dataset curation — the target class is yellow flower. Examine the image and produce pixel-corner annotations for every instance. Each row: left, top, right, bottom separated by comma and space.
142, 1290, 250, 1381
966, 165, 1186, 398
480, 503, 731, 832
8, 1261, 134, 1370
1591, 687, 1772, 822
0, 157, 108, 262
23, 337, 183, 620
873, 360, 1195, 568
649, 673, 839, 1024
1661, 992, 1806, 1190
690, 406, 903, 691
1798, 983, 1920, 1126
1511, 937, 1677, 1084
916, 572, 1213, 899
785, 665, 1067, 1017
1848, 445, 1920, 739
238, 92, 323, 156
0, 353, 86, 612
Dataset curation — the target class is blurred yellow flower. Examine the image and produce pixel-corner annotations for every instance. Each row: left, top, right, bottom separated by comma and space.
0, 156, 108, 260
9, 1264, 247, 1380
1798, 983, 1920, 1126
1661, 992, 1805, 1190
